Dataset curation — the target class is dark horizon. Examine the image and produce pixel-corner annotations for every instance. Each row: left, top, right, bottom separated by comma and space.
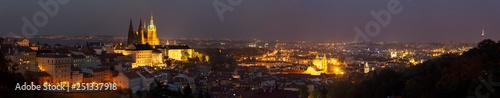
1, 0, 499, 42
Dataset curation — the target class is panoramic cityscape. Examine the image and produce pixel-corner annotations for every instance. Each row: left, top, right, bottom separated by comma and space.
1, 0, 500, 98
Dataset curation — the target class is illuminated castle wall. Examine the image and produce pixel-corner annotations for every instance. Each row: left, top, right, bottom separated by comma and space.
119, 14, 207, 68
113, 44, 163, 68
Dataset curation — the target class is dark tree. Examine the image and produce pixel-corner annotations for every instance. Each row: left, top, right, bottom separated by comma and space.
136, 90, 143, 97
327, 80, 353, 98
299, 85, 309, 98
183, 84, 193, 97
0, 38, 21, 97
109, 65, 115, 71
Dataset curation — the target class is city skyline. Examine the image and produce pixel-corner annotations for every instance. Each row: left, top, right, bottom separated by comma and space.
0, 0, 499, 42
1, 1, 500, 97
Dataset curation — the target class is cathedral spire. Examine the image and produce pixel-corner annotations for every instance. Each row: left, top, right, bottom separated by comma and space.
127, 14, 160, 46
144, 21, 147, 31
139, 18, 143, 30
143, 20, 148, 38
127, 18, 135, 45
149, 12, 154, 25
150, 12, 154, 24
147, 12, 159, 45
138, 18, 145, 44
129, 18, 134, 31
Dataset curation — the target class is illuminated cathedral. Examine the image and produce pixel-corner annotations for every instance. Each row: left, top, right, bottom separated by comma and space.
115, 13, 209, 68
127, 13, 160, 45
304, 55, 329, 75
302, 54, 343, 75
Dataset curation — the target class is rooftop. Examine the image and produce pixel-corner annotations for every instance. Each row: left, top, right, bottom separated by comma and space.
123, 72, 141, 79
37, 54, 70, 58
140, 72, 154, 78
167, 45, 191, 49
37, 72, 52, 77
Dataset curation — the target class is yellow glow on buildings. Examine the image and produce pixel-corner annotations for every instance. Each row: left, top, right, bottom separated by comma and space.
364, 62, 370, 73
146, 13, 160, 45
152, 51, 163, 65
132, 50, 153, 68
168, 48, 193, 61
329, 58, 340, 65
114, 44, 164, 68
303, 55, 341, 75
390, 51, 398, 58
332, 67, 345, 75
36, 55, 71, 84
303, 66, 321, 75
165, 45, 209, 62
312, 55, 328, 70
127, 13, 161, 45
409, 58, 420, 65
432, 53, 440, 57
431, 48, 445, 53
402, 51, 408, 58
168, 50, 182, 60
39, 66, 45, 71
205, 55, 210, 62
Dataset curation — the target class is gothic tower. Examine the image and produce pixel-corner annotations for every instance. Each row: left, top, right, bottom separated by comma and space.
143, 20, 148, 44
147, 13, 160, 45
138, 19, 147, 44
126, 13, 161, 45
127, 19, 138, 45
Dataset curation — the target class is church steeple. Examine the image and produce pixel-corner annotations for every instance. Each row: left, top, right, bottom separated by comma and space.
147, 12, 160, 45
138, 18, 143, 31
143, 20, 148, 39
127, 18, 136, 45
126, 13, 161, 46
129, 18, 134, 32
149, 12, 154, 24
150, 12, 154, 25
138, 18, 146, 44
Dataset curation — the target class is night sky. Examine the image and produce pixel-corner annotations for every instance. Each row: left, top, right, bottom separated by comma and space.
0, 0, 499, 42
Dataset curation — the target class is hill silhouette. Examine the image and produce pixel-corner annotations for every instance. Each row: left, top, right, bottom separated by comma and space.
328, 39, 500, 98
